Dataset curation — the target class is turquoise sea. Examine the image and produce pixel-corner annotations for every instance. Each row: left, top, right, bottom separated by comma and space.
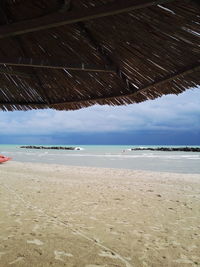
1, 145, 200, 174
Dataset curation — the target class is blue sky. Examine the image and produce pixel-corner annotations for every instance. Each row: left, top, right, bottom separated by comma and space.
0, 87, 200, 145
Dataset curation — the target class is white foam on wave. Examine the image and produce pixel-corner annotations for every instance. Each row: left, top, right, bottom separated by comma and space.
126, 147, 147, 151
180, 155, 199, 158
75, 147, 84, 150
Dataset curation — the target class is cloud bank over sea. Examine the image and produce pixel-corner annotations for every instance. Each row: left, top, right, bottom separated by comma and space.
0, 88, 199, 136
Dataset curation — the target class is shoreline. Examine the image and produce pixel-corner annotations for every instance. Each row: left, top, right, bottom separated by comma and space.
5, 160, 200, 175
0, 161, 200, 266
1, 145, 200, 174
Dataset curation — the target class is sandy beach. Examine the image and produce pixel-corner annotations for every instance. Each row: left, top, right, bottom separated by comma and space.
0, 161, 200, 267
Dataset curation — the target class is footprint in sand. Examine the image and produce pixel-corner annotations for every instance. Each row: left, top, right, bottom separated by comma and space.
90, 216, 98, 221
15, 218, 22, 224
54, 250, 73, 262
9, 257, 24, 265
110, 230, 119, 235
32, 224, 40, 232
27, 239, 44, 245
173, 258, 194, 264
99, 250, 132, 267
99, 250, 118, 259
0, 252, 7, 258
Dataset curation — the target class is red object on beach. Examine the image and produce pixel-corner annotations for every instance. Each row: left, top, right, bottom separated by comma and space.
0, 155, 12, 163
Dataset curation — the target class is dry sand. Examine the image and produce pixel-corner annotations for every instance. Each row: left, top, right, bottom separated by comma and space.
0, 161, 200, 267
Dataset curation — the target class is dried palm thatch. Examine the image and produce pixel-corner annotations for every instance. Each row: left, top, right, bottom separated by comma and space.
0, 0, 199, 111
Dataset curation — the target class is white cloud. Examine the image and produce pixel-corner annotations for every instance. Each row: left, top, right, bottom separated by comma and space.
0, 88, 199, 135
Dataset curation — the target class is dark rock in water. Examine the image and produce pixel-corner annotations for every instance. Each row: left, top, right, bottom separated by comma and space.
130, 147, 200, 152
20, 146, 77, 150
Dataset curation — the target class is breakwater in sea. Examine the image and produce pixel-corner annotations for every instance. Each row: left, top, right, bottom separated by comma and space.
129, 147, 200, 152
20, 146, 81, 150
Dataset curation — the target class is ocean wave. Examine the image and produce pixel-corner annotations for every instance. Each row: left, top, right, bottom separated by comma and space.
21, 153, 200, 160
2, 150, 200, 160
74, 147, 84, 150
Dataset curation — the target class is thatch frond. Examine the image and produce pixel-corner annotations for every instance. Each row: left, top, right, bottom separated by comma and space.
0, 0, 199, 111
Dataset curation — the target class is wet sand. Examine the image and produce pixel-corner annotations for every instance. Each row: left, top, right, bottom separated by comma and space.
0, 161, 200, 267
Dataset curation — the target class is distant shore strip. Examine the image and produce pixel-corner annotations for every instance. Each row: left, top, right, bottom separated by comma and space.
20, 146, 200, 152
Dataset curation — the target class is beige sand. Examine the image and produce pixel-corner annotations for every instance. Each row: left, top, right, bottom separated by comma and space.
0, 161, 200, 267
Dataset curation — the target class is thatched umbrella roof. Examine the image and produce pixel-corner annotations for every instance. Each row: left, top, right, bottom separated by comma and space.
0, 0, 199, 111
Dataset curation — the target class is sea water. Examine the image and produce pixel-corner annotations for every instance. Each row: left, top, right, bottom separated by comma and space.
0, 145, 200, 174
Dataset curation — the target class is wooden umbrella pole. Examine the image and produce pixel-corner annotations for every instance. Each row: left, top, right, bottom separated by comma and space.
0, 0, 176, 39
0, 57, 116, 72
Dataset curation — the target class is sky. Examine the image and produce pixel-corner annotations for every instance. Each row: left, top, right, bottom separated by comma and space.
0, 87, 200, 145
